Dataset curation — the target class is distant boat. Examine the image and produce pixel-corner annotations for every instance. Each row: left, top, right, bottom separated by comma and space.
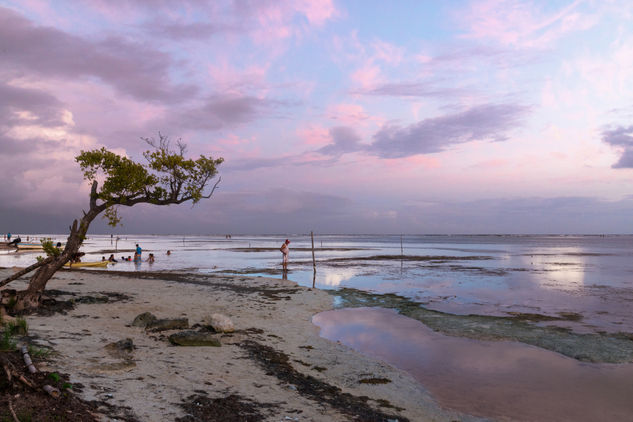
64, 261, 109, 268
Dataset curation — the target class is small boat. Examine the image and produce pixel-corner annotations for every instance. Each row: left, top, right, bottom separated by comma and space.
64, 261, 109, 268
15, 243, 44, 250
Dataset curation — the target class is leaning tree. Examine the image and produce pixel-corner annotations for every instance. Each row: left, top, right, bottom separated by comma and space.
0, 134, 223, 313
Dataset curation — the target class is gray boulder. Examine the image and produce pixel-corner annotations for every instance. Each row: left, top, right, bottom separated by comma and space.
203, 313, 234, 333
132, 312, 157, 328
169, 330, 221, 347
146, 318, 189, 332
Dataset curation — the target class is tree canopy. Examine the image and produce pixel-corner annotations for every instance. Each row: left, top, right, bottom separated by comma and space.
76, 134, 223, 226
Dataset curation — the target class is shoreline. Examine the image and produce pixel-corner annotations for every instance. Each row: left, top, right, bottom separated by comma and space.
0, 268, 474, 421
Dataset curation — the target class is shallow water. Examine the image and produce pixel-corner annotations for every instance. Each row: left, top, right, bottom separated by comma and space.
313, 307, 633, 422
2, 234, 632, 334
4, 234, 633, 420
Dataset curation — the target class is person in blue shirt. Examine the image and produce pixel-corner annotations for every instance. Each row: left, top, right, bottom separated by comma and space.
134, 244, 142, 262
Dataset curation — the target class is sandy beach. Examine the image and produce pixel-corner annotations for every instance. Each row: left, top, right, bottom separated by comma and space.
0, 267, 475, 421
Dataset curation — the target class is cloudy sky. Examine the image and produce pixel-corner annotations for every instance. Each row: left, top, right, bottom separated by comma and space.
1, 0, 632, 235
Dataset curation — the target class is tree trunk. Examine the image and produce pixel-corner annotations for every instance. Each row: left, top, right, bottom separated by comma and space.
12, 192, 104, 312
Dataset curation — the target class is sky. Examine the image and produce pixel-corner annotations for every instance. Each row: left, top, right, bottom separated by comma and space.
0, 0, 632, 235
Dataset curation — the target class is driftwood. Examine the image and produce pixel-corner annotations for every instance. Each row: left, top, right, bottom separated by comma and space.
18, 374, 34, 388
2, 358, 11, 383
0, 256, 54, 288
7, 395, 19, 422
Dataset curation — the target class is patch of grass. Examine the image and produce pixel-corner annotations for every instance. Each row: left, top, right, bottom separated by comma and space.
28, 344, 52, 359
16, 317, 28, 334
48, 372, 61, 383
0, 329, 16, 351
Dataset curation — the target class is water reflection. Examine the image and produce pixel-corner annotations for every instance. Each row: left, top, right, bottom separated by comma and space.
522, 247, 586, 291
313, 307, 633, 422
321, 268, 358, 287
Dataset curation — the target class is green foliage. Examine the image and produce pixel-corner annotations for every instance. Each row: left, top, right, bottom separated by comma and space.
75, 133, 223, 226
0, 329, 16, 351
41, 239, 61, 257
28, 344, 51, 359
16, 317, 28, 334
62, 382, 73, 390
48, 372, 61, 383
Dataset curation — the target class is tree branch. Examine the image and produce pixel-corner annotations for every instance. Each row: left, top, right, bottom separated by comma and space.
89, 180, 98, 210
0, 256, 55, 288
201, 176, 221, 199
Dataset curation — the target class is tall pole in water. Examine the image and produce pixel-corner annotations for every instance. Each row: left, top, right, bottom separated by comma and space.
311, 231, 316, 272
400, 234, 403, 256
311, 231, 316, 288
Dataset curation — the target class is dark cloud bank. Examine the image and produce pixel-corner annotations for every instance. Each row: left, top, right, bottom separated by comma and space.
0, 7, 195, 103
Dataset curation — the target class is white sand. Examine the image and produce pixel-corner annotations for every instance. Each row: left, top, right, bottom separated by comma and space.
2, 268, 472, 421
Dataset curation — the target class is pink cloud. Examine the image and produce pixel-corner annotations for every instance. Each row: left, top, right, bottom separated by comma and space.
351, 65, 381, 89
371, 39, 404, 65
471, 158, 509, 169
458, 0, 594, 48
295, 0, 337, 26
297, 125, 330, 146
215, 133, 259, 155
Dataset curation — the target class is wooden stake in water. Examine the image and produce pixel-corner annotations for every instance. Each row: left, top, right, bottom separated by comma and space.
400, 234, 403, 256
311, 231, 317, 288
311, 231, 316, 272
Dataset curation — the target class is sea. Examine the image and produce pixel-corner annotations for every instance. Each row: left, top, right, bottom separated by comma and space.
2, 233, 633, 421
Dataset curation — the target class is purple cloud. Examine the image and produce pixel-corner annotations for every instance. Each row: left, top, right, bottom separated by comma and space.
370, 104, 528, 158
162, 95, 273, 131
0, 83, 64, 127
0, 7, 196, 103
317, 126, 364, 156
358, 82, 465, 98
144, 20, 234, 40
602, 125, 633, 168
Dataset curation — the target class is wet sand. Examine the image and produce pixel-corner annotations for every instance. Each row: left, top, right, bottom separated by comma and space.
314, 307, 633, 422
0, 268, 472, 421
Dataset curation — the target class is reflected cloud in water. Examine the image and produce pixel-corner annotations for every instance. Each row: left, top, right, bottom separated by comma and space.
314, 307, 633, 422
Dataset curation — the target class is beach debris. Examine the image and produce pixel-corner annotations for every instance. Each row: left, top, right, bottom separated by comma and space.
203, 313, 235, 333
177, 393, 277, 421
131, 311, 157, 328
359, 377, 391, 384
21, 345, 37, 374
43, 384, 61, 398
168, 330, 221, 347
146, 317, 189, 332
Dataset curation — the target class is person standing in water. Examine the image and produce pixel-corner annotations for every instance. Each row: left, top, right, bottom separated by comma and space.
280, 239, 290, 271
134, 243, 142, 262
